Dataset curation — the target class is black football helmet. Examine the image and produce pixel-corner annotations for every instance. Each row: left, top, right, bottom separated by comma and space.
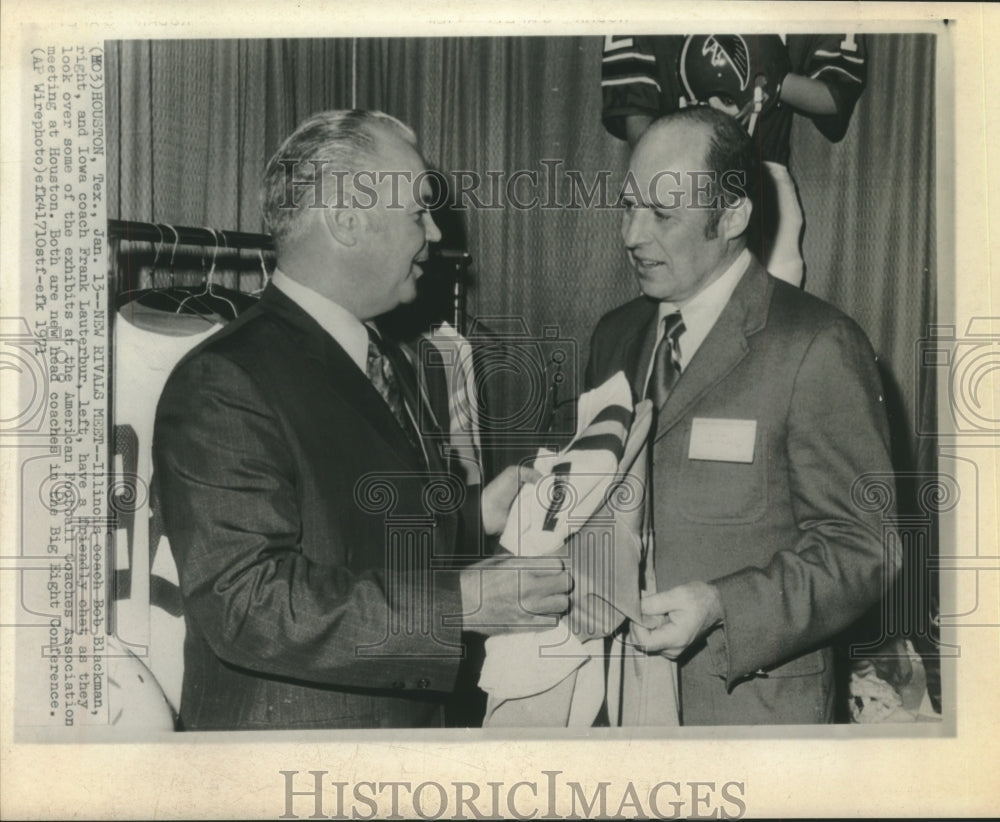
679, 34, 791, 134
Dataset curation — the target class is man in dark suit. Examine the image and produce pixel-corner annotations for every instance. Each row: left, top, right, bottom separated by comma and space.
586, 106, 899, 724
153, 110, 570, 730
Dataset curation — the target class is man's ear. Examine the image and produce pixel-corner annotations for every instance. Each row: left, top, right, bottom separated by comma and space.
718, 196, 752, 241
324, 206, 361, 248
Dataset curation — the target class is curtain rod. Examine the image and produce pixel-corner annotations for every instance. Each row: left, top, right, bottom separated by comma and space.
108, 219, 275, 250
108, 219, 473, 264
107, 219, 473, 274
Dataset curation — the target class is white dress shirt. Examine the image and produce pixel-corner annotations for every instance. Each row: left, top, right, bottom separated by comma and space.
642, 248, 751, 393
272, 269, 433, 466
271, 269, 369, 373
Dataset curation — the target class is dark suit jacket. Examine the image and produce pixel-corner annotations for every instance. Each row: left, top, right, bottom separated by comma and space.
153, 285, 470, 730
587, 258, 899, 724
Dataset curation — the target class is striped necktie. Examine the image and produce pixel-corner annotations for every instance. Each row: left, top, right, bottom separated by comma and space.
366, 327, 423, 458
645, 311, 685, 409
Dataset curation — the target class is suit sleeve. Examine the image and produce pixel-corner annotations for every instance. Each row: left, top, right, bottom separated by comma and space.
710, 317, 901, 685
152, 352, 464, 692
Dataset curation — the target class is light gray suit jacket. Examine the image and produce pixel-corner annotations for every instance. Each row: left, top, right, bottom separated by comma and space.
586, 258, 899, 724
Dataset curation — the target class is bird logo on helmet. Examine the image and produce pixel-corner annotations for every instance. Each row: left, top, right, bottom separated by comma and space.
679, 34, 791, 135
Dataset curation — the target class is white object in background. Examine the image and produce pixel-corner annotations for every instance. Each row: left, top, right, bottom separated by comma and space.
424, 322, 483, 486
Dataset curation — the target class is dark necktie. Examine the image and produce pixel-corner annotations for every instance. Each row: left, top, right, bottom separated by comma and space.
645, 311, 685, 409
366, 327, 424, 458
637, 312, 685, 611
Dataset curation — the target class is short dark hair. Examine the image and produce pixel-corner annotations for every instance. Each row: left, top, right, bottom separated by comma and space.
648, 106, 760, 237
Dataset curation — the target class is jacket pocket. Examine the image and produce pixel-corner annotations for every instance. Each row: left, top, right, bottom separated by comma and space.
761, 649, 828, 678
674, 422, 768, 524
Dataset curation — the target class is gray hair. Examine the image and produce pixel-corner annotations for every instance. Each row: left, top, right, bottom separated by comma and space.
261, 110, 418, 246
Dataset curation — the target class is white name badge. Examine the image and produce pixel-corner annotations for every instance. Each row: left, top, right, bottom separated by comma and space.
688, 418, 757, 463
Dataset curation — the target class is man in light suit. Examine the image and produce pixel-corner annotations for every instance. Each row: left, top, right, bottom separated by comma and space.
153, 110, 570, 730
586, 106, 899, 724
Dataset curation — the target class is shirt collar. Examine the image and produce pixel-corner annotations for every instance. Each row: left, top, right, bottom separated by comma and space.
657, 248, 751, 370
271, 269, 370, 374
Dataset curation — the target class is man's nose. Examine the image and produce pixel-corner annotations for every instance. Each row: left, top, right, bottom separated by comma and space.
423, 212, 442, 244
622, 209, 648, 250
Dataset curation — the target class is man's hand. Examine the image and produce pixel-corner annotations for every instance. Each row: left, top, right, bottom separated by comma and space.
480, 464, 541, 535
459, 554, 572, 636
632, 582, 724, 659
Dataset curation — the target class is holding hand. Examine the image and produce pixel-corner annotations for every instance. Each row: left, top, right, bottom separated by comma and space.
632, 582, 724, 659
480, 464, 541, 535
459, 554, 572, 636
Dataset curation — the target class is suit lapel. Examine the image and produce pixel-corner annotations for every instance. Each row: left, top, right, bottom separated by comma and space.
629, 310, 660, 404
612, 299, 658, 403
653, 259, 772, 442
379, 335, 449, 474
258, 285, 426, 470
